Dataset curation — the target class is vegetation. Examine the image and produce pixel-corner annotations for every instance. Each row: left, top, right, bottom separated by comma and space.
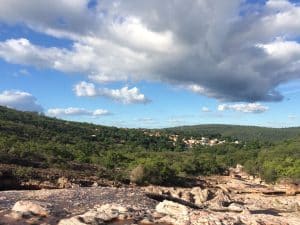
0, 106, 299, 185
165, 124, 300, 142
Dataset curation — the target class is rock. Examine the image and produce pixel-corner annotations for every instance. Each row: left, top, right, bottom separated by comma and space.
118, 213, 127, 220
57, 177, 72, 189
39, 180, 58, 189
210, 189, 231, 208
254, 177, 262, 184
58, 217, 87, 225
169, 188, 182, 199
12, 200, 50, 217
228, 203, 244, 212
155, 200, 189, 217
158, 215, 184, 225
96, 204, 128, 214
286, 183, 298, 196
92, 182, 98, 187
236, 164, 244, 173
58, 204, 128, 225
242, 208, 252, 215
7, 211, 23, 220
181, 190, 192, 202
191, 187, 209, 205
140, 217, 154, 224
152, 211, 164, 219
190, 210, 242, 225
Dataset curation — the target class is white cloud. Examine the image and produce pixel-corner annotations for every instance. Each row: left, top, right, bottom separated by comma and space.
74, 81, 97, 97
0, 90, 43, 112
201, 107, 211, 112
185, 84, 207, 95
110, 16, 178, 53
257, 40, 300, 59
74, 81, 150, 104
218, 103, 269, 113
0, 1, 300, 102
47, 107, 110, 117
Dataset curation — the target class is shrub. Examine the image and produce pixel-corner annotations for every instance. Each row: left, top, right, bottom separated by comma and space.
261, 167, 278, 183
12, 167, 34, 180
130, 165, 145, 185
130, 159, 177, 185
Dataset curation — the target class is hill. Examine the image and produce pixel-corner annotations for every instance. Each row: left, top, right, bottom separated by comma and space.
0, 105, 176, 165
165, 124, 300, 142
0, 106, 299, 187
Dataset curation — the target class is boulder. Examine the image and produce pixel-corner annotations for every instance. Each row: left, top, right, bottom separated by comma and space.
12, 200, 50, 217
156, 200, 189, 217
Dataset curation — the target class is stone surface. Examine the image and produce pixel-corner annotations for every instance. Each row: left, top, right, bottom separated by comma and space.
0, 172, 299, 225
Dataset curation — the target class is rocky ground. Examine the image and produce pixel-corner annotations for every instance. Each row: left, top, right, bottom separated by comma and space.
0, 165, 299, 225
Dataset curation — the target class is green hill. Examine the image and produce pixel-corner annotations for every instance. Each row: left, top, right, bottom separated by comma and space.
0, 106, 175, 166
0, 106, 299, 185
165, 124, 300, 142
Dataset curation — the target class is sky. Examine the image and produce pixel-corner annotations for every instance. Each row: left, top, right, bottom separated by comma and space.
0, 0, 300, 128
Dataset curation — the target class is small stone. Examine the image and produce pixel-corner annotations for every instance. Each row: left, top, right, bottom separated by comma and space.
228, 203, 244, 212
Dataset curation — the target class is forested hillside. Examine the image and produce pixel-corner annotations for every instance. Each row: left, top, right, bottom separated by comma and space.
165, 124, 300, 142
0, 106, 176, 166
0, 106, 299, 185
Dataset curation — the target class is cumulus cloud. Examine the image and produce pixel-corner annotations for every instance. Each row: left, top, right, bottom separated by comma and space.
0, 0, 300, 102
74, 81, 150, 104
218, 103, 269, 113
0, 90, 43, 112
47, 107, 110, 117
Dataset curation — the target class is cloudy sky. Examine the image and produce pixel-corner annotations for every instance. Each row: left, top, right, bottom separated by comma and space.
0, 0, 300, 128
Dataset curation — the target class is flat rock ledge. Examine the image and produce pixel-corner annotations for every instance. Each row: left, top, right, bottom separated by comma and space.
0, 193, 298, 225
0, 167, 299, 225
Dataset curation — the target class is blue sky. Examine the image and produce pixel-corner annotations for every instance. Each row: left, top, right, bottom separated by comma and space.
0, 0, 300, 128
